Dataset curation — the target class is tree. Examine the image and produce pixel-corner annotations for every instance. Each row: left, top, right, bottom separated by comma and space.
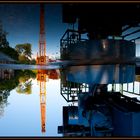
0, 22, 9, 48
18, 54, 29, 64
30, 58, 36, 64
15, 43, 33, 64
0, 21, 19, 61
23, 43, 32, 59
15, 44, 24, 54
15, 43, 32, 59
16, 70, 36, 95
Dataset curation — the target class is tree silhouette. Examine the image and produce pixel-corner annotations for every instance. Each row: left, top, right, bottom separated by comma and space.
0, 21, 18, 60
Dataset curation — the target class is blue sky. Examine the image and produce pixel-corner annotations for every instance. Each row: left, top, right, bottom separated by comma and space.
0, 3, 140, 58
0, 79, 68, 136
0, 4, 68, 58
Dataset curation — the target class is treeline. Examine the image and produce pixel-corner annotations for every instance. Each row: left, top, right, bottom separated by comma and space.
0, 47, 19, 60
0, 23, 36, 64
0, 70, 36, 93
15, 43, 36, 64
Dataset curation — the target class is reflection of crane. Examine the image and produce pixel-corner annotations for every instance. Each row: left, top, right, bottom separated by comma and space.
37, 70, 48, 133
46, 69, 60, 80
37, 69, 59, 133
36, 4, 47, 134
36, 4, 60, 133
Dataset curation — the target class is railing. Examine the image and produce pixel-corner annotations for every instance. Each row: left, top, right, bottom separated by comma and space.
121, 25, 140, 42
107, 25, 140, 97
60, 25, 140, 100
109, 81, 140, 96
60, 29, 88, 60
60, 81, 89, 102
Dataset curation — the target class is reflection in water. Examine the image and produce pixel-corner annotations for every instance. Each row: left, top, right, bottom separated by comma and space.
37, 70, 47, 133
58, 67, 140, 137
0, 90, 10, 118
59, 69, 113, 136
58, 28, 140, 137
0, 68, 61, 136
0, 69, 17, 118
16, 70, 36, 95
66, 65, 135, 84
0, 69, 36, 118
37, 69, 60, 134
0, 69, 14, 80
1, 65, 140, 136
16, 79, 32, 95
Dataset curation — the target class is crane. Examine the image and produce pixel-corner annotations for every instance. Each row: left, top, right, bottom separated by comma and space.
36, 4, 47, 134
37, 70, 48, 133
36, 4, 47, 65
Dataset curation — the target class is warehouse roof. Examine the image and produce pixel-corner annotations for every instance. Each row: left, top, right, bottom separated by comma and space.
0, 52, 16, 62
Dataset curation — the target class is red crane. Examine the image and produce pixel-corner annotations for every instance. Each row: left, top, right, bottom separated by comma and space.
36, 4, 47, 65
36, 4, 47, 134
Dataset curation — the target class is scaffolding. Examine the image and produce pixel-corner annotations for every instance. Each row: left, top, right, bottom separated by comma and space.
60, 69, 89, 102
60, 29, 87, 60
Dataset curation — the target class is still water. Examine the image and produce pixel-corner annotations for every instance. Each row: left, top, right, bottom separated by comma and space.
1, 64, 140, 137
0, 69, 68, 136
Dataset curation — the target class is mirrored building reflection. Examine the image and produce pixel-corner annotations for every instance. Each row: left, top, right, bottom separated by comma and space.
37, 69, 60, 134
58, 4, 140, 136
58, 29, 140, 135
58, 65, 140, 136
0, 68, 60, 135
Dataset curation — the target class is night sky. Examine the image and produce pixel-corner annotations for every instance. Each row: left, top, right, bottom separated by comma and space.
0, 3, 140, 58
0, 4, 68, 58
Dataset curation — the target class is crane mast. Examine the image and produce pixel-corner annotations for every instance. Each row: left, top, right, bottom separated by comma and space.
36, 4, 47, 65
37, 70, 47, 133
36, 4, 47, 134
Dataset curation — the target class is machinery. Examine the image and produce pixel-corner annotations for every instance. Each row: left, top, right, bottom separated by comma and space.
58, 3, 140, 136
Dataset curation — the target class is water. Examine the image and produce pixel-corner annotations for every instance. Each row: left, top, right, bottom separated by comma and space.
0, 67, 68, 137
1, 64, 140, 137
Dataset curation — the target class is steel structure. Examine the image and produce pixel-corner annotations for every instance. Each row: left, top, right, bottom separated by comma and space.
36, 4, 47, 134
37, 70, 47, 133
36, 4, 47, 65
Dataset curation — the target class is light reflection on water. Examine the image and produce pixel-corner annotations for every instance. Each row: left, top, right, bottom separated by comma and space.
0, 71, 68, 136
0, 65, 140, 137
